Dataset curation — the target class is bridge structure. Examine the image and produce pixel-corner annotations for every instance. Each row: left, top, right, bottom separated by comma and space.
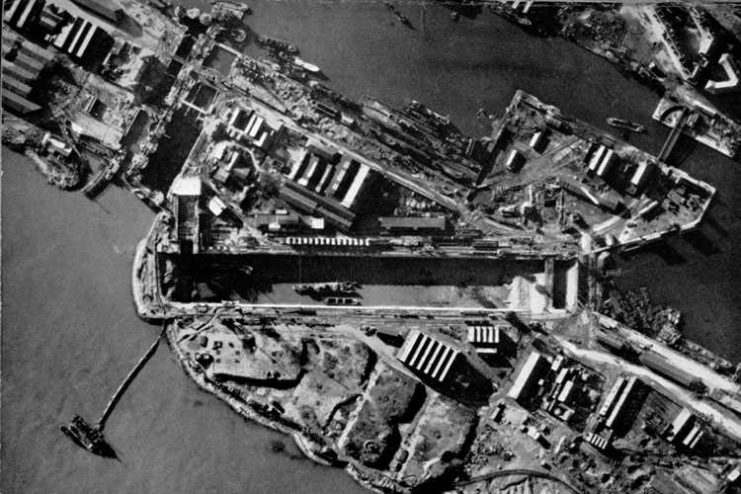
657, 105, 691, 162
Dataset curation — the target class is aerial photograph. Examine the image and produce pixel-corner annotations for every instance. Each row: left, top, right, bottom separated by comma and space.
3, 0, 741, 492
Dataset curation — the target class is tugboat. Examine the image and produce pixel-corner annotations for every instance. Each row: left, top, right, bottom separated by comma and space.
607, 117, 646, 134
60, 415, 117, 459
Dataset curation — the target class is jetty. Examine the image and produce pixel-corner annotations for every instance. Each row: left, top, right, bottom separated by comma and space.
61, 326, 165, 457
97, 327, 165, 428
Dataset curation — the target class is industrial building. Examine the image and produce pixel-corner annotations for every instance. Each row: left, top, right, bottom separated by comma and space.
281, 138, 374, 230
378, 216, 447, 234
584, 431, 610, 451
507, 351, 549, 403
1, 26, 55, 114
467, 324, 502, 355
172, 176, 202, 254
602, 376, 642, 430
279, 180, 357, 231
505, 149, 525, 172
397, 330, 459, 383
226, 106, 276, 151
5, 0, 114, 68
247, 211, 302, 232
667, 408, 704, 450
630, 159, 657, 193
598, 376, 626, 418
529, 130, 547, 153
282, 236, 370, 247
586, 144, 617, 179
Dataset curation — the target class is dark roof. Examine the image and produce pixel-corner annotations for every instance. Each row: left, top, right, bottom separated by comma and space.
2, 90, 41, 114
379, 216, 447, 231
3, 76, 33, 98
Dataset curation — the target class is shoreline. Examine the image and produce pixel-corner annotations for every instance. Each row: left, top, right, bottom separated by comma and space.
163, 322, 397, 493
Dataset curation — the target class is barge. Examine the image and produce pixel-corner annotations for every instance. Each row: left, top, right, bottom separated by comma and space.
606, 117, 646, 134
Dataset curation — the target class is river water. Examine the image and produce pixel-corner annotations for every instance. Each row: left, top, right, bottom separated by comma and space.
2, 2, 740, 493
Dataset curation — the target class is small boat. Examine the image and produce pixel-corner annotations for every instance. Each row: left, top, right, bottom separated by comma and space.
293, 56, 321, 74
607, 117, 646, 134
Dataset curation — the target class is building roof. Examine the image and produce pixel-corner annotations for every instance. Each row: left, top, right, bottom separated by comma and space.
397, 329, 459, 383
18, 32, 56, 62
599, 376, 626, 417
467, 325, 500, 345
280, 179, 356, 230
507, 351, 546, 402
379, 216, 447, 231
605, 376, 639, 429
172, 176, 202, 196
670, 408, 695, 442
2, 90, 41, 114
3, 76, 33, 98
631, 160, 655, 187
207, 196, 226, 216
71, 0, 123, 24
5, 0, 44, 30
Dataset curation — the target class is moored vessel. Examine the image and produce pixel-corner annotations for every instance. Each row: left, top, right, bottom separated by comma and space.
60, 415, 117, 459
607, 117, 646, 133
293, 56, 322, 74
293, 281, 360, 300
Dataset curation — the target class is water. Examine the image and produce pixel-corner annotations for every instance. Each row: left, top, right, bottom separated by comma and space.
1, 155, 365, 494
3, 2, 741, 492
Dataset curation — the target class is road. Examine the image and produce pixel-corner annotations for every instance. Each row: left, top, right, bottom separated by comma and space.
597, 314, 741, 395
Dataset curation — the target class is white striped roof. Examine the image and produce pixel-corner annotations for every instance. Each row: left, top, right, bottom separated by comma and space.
398, 330, 459, 382
4, 0, 23, 22
284, 237, 369, 246
75, 23, 98, 58
53, 22, 74, 49
467, 326, 500, 345
15, 0, 40, 29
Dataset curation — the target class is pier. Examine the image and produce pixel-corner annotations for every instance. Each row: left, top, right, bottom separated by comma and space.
61, 327, 165, 457
97, 326, 165, 428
